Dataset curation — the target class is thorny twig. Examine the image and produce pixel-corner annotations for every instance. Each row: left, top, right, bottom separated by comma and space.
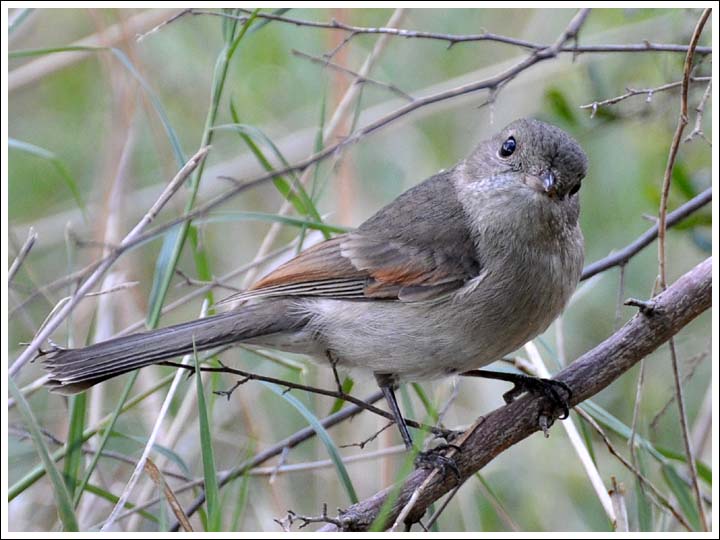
146, 8, 713, 57
580, 76, 711, 116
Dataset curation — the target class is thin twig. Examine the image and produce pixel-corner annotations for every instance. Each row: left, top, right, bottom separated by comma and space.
655, 8, 710, 531
8, 227, 38, 284
165, 361, 445, 436
649, 347, 710, 431
580, 76, 711, 116
684, 80, 712, 143
163, 8, 712, 56
581, 187, 711, 280
291, 48, 414, 102
9, 146, 210, 377
109, 391, 386, 528
576, 408, 693, 531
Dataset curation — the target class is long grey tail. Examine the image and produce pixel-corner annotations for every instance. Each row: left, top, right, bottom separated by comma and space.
42, 301, 303, 395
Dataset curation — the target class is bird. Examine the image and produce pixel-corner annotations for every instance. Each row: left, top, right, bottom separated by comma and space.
43, 117, 588, 451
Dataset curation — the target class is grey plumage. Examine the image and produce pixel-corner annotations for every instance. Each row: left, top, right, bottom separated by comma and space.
43, 117, 588, 443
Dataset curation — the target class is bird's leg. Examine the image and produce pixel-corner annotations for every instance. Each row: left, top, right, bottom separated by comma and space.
461, 369, 572, 420
374, 373, 414, 450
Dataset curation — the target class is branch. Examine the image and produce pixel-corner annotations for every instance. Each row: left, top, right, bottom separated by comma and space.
655, 8, 711, 531
161, 9, 712, 56
317, 257, 711, 531
581, 187, 711, 280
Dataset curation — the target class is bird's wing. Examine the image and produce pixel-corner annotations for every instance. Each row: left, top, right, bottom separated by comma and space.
217, 169, 482, 305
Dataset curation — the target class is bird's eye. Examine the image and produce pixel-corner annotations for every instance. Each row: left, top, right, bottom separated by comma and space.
569, 182, 581, 196
499, 136, 516, 158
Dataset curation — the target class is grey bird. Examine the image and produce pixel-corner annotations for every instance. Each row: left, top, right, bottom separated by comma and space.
43, 118, 588, 449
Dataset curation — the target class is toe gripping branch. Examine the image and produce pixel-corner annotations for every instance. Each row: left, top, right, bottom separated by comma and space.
462, 369, 573, 421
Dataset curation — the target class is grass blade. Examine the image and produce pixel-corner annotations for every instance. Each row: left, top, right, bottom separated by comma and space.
661, 464, 700, 530
194, 343, 222, 531
9, 138, 87, 219
62, 393, 87, 500
9, 377, 79, 531
262, 382, 359, 504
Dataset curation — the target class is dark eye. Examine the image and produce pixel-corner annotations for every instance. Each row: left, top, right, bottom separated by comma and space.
499, 136, 516, 158
569, 182, 581, 196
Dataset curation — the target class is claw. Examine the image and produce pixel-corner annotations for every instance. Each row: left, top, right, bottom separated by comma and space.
415, 446, 461, 482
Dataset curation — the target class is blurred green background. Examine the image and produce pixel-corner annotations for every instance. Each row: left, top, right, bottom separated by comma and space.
7, 7, 712, 532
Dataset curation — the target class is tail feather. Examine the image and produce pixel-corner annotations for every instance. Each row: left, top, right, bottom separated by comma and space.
43, 301, 304, 394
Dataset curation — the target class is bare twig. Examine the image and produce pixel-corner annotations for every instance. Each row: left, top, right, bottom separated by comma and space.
684, 80, 712, 143
8, 227, 38, 284
291, 49, 414, 102
317, 258, 711, 531
581, 187, 711, 280
166, 8, 712, 56
655, 8, 710, 531
580, 76, 711, 116
117, 391, 387, 529
649, 347, 710, 431
275, 503, 344, 531
9, 146, 210, 377
164, 361, 446, 437
576, 409, 692, 530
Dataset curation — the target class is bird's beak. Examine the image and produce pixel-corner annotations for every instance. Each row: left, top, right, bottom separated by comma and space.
541, 170, 558, 198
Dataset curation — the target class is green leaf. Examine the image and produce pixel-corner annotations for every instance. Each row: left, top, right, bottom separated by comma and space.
581, 401, 711, 486
74, 373, 138, 507
545, 87, 578, 126
9, 47, 185, 167
634, 444, 653, 532
661, 464, 701, 530
262, 382, 359, 504
411, 383, 439, 424
9, 138, 87, 220
84, 483, 159, 523
656, 447, 711, 485
62, 393, 87, 499
329, 377, 355, 414
194, 344, 222, 531
9, 377, 79, 531
108, 431, 193, 479
198, 211, 349, 235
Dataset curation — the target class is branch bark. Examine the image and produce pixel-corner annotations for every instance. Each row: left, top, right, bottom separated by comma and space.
319, 257, 712, 531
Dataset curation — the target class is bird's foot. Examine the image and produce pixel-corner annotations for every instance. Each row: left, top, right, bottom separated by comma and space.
501, 374, 573, 423
414, 444, 461, 482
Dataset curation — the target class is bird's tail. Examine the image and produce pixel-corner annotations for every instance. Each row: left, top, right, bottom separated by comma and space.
43, 301, 303, 394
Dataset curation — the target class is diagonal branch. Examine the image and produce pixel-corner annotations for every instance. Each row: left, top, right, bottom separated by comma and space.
318, 257, 711, 531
